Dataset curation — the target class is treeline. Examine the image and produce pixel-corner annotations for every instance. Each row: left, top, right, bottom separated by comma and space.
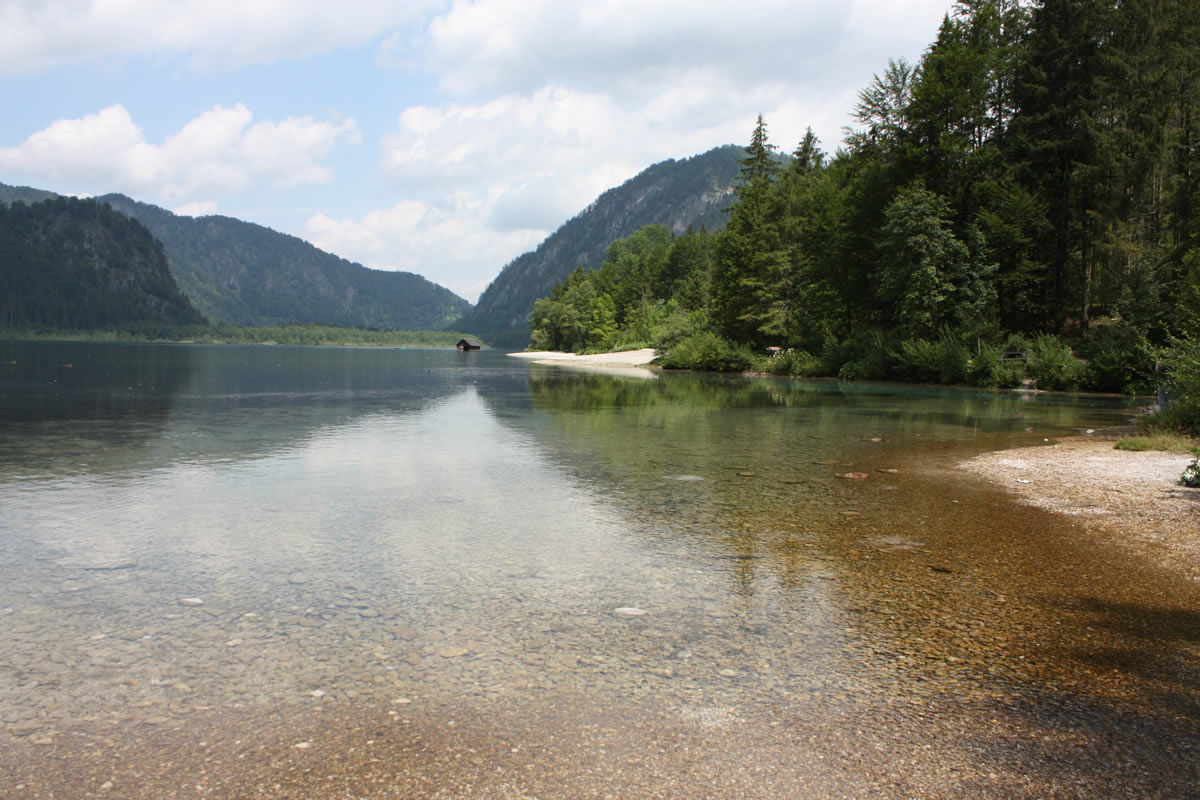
0, 197, 205, 329
0, 322, 477, 348
530, 0, 1200, 422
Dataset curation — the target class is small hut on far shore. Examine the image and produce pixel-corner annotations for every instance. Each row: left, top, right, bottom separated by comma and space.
456, 338, 482, 351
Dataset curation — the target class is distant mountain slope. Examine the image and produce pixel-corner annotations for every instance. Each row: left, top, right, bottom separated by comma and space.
95, 194, 470, 330
458, 145, 743, 349
0, 183, 59, 207
0, 196, 204, 328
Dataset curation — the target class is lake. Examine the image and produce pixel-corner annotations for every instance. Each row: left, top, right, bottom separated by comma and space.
1, 341, 1197, 798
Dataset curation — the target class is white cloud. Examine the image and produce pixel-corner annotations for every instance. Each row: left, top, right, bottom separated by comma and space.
423, 0, 941, 102
0, 103, 360, 203
421, 0, 952, 147
0, 0, 443, 75
380, 85, 744, 230
173, 200, 219, 217
304, 199, 545, 302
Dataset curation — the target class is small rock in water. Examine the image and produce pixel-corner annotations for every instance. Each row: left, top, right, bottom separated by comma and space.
308, 689, 326, 698
613, 607, 647, 617
294, 742, 311, 749
287, 573, 310, 585
438, 647, 469, 658
178, 597, 204, 606
838, 472, 869, 480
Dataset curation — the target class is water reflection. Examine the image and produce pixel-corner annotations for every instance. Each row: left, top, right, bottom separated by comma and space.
0, 342, 527, 479
482, 369, 1143, 596
1, 343, 1196, 797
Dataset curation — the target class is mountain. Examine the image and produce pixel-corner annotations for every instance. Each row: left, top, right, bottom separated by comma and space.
457, 145, 744, 349
94, 194, 471, 330
0, 183, 59, 207
0, 196, 204, 329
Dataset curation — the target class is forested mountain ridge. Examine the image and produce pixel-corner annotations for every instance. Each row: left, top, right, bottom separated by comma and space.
0, 183, 59, 207
0, 196, 205, 328
457, 145, 744, 349
94, 194, 471, 330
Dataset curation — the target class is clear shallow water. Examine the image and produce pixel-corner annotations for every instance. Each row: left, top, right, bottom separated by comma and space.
2, 341, 1198, 796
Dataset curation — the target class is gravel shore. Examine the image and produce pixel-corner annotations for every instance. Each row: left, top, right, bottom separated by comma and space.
960, 437, 1200, 580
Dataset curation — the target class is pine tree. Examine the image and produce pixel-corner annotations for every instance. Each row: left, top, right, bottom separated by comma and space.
714, 116, 787, 345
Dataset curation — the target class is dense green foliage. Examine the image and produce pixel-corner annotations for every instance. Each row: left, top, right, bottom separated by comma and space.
95, 194, 470, 330
530, 0, 1200, 427
0, 323, 476, 348
0, 197, 205, 329
460, 145, 746, 349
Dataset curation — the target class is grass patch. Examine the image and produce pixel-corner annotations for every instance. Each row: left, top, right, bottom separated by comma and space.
1113, 432, 1199, 452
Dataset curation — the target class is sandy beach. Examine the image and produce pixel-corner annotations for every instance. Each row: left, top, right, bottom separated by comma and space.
960, 437, 1200, 580
507, 348, 659, 378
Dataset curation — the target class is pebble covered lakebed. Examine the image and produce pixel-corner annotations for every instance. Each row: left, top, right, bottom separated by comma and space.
2, 342, 1198, 798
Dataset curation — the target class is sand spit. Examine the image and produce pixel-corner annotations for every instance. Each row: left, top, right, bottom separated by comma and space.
508, 348, 658, 378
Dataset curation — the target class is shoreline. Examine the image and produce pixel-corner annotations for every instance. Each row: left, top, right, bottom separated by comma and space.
507, 348, 658, 378
959, 436, 1199, 581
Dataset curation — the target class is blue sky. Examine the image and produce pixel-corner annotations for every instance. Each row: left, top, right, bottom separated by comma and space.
1, 0, 954, 303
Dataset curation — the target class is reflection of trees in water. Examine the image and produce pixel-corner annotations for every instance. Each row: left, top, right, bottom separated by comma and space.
511, 370, 1139, 512
0, 340, 194, 425
481, 369, 1141, 598
522, 369, 1138, 433
0, 343, 508, 476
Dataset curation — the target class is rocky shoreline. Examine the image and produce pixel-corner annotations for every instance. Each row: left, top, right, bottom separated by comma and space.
960, 437, 1200, 581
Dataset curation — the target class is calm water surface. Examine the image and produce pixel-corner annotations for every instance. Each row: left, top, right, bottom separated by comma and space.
1, 341, 1197, 798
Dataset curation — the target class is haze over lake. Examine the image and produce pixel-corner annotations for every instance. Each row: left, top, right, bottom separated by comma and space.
1, 341, 1197, 797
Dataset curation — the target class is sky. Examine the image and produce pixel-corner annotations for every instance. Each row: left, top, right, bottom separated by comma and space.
0, 0, 955, 304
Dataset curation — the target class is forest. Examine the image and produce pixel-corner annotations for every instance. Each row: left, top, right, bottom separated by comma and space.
0, 196, 205, 329
529, 0, 1200, 429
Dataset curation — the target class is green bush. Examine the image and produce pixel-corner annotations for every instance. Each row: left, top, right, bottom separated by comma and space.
659, 332, 755, 372
894, 334, 970, 384
1113, 433, 1197, 452
1154, 335, 1200, 434
650, 306, 709, 351
830, 329, 894, 381
763, 349, 823, 377
964, 341, 1026, 388
894, 338, 941, 383
1027, 334, 1085, 390
1076, 323, 1156, 394
1183, 449, 1200, 487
